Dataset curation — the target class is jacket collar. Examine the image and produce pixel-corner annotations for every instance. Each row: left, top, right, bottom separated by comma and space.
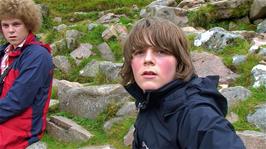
125, 78, 188, 111
0, 32, 52, 58
125, 75, 228, 117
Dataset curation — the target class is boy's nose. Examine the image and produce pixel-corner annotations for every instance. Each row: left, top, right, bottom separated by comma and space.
144, 49, 155, 65
8, 26, 15, 32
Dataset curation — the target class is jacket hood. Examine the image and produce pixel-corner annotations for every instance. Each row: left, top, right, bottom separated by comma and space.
125, 75, 228, 117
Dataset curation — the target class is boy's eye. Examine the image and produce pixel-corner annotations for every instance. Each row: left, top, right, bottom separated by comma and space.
1, 24, 9, 28
156, 49, 170, 55
132, 50, 144, 56
13, 23, 21, 26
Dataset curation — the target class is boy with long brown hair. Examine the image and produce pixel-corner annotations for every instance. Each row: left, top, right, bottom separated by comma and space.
120, 17, 245, 149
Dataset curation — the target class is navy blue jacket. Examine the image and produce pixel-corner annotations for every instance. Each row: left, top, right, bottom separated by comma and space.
125, 76, 245, 149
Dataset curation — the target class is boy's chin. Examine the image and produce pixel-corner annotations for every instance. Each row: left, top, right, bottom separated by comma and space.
139, 84, 162, 92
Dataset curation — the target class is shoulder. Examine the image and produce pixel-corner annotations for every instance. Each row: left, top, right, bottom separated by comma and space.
20, 44, 52, 62
185, 76, 228, 116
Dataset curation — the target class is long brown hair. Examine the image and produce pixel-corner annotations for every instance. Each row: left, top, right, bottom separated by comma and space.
120, 17, 195, 86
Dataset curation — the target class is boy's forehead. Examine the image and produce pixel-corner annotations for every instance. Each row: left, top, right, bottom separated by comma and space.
1, 17, 24, 24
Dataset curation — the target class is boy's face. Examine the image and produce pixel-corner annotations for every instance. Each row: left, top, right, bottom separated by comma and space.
131, 47, 177, 91
1, 18, 29, 48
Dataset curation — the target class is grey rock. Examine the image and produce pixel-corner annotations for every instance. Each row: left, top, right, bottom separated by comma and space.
247, 104, 266, 132
53, 24, 67, 31
59, 84, 130, 119
70, 43, 93, 64
124, 125, 135, 146
258, 47, 266, 57
53, 17, 62, 23
194, 27, 243, 51
97, 42, 115, 61
220, 86, 251, 108
257, 19, 266, 33
47, 116, 93, 142
191, 52, 238, 84
79, 145, 115, 149
103, 117, 124, 131
232, 55, 247, 66
237, 130, 266, 149
143, 5, 188, 27
26, 141, 47, 149
53, 55, 71, 73
88, 23, 98, 31
250, 0, 266, 20
116, 102, 137, 117
251, 64, 266, 88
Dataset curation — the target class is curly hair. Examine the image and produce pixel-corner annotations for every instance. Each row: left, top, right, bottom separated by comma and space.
0, 0, 42, 32
120, 17, 195, 86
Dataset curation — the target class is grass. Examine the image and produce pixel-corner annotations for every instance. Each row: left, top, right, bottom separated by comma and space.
231, 86, 266, 131
79, 25, 106, 45
35, 0, 153, 18
187, 4, 216, 28
230, 55, 262, 87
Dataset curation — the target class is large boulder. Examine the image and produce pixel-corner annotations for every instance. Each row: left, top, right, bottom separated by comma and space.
46, 116, 93, 143
247, 104, 266, 132
142, 6, 188, 27
191, 52, 238, 84
237, 130, 266, 149
250, 0, 266, 20
251, 64, 266, 88
194, 27, 243, 51
59, 83, 130, 119
220, 86, 251, 108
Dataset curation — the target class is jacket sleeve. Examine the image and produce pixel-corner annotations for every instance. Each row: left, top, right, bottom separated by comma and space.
0, 46, 52, 123
178, 105, 246, 149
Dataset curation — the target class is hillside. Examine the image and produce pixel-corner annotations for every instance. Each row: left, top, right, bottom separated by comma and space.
28, 0, 266, 148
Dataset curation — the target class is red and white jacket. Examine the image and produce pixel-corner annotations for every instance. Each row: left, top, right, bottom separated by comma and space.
0, 33, 53, 149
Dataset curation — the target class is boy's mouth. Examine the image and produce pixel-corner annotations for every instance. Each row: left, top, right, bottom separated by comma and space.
9, 36, 16, 39
142, 71, 156, 76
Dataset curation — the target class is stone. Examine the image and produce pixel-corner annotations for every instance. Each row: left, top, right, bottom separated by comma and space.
53, 55, 71, 73
191, 52, 238, 84
97, 42, 115, 61
247, 104, 266, 132
257, 19, 266, 33
250, 0, 266, 20
220, 86, 251, 108
194, 27, 243, 51
103, 117, 124, 131
26, 141, 47, 149
232, 55, 247, 66
251, 64, 266, 88
70, 43, 93, 64
59, 84, 130, 119
124, 125, 135, 146
46, 116, 93, 142
53, 24, 67, 31
116, 102, 137, 117
237, 130, 266, 149
79, 145, 115, 149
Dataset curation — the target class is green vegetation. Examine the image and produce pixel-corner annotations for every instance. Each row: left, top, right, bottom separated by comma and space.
231, 87, 266, 131
187, 4, 216, 28
187, 0, 253, 30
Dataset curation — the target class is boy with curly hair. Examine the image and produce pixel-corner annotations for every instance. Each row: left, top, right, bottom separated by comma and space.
0, 0, 53, 148
120, 17, 245, 149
